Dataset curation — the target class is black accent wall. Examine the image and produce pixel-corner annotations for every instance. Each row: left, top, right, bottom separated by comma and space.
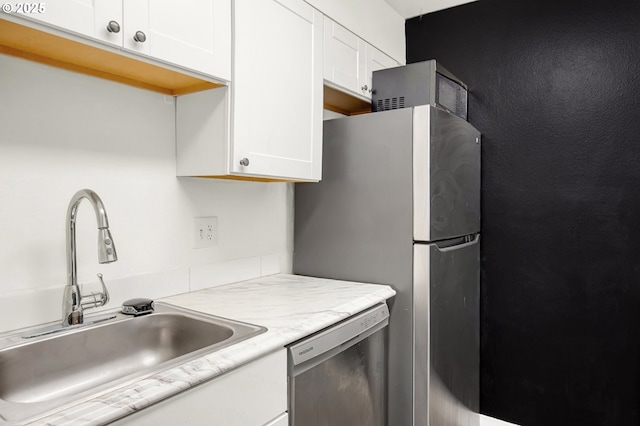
406, 1, 640, 425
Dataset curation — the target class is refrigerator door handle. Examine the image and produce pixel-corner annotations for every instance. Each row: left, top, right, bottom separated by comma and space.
435, 234, 480, 252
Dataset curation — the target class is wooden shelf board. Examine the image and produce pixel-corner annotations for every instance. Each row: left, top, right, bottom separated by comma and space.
323, 85, 372, 116
196, 175, 305, 183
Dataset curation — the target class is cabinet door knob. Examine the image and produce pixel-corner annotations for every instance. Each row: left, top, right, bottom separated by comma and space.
239, 158, 250, 167
106, 21, 121, 33
361, 84, 368, 91
133, 31, 147, 43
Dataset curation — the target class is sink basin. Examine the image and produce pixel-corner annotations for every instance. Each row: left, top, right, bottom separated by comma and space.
0, 302, 266, 422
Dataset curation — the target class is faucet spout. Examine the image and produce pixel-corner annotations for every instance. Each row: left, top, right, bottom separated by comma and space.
64, 189, 117, 326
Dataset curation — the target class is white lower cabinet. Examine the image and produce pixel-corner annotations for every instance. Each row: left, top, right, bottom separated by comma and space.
111, 349, 287, 426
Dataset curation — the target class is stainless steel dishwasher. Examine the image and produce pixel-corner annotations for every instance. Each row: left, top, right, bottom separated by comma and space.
287, 302, 390, 426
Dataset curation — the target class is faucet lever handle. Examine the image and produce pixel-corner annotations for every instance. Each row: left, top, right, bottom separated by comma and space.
80, 273, 110, 310
96, 273, 110, 305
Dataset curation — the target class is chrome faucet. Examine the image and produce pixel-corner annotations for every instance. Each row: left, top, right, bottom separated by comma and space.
63, 189, 117, 326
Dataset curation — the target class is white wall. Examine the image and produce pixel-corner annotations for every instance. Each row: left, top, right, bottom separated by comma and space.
0, 54, 293, 332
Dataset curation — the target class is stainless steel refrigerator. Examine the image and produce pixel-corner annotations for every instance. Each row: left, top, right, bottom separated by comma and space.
294, 104, 481, 426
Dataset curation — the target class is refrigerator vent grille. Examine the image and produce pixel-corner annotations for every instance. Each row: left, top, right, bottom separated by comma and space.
377, 97, 405, 111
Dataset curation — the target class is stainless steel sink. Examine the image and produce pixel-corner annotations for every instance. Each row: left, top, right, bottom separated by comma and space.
0, 302, 266, 423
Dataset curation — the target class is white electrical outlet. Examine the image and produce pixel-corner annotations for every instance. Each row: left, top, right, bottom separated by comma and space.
193, 216, 218, 249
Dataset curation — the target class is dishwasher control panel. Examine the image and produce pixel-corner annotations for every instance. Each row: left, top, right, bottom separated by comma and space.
288, 303, 389, 366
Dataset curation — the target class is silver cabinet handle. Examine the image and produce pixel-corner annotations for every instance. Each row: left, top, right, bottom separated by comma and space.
133, 31, 147, 43
239, 158, 250, 166
361, 84, 368, 91
106, 21, 120, 33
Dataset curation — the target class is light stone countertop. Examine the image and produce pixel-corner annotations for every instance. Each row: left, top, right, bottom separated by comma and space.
24, 274, 396, 425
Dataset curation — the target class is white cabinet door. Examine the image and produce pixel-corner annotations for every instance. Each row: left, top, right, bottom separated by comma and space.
364, 43, 400, 98
232, 0, 323, 181
16, 0, 123, 46
323, 16, 365, 97
11, 0, 230, 82
322, 16, 400, 101
123, 0, 231, 80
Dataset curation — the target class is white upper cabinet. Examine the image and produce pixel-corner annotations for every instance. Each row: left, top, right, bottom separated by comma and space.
304, 0, 406, 64
177, 0, 323, 182
323, 16, 399, 101
363, 43, 400, 97
122, 0, 231, 80
14, 0, 123, 45
231, 0, 323, 180
323, 16, 365, 96
5, 0, 231, 82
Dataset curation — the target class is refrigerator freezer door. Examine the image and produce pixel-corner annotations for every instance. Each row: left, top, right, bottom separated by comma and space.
413, 105, 481, 242
414, 236, 480, 426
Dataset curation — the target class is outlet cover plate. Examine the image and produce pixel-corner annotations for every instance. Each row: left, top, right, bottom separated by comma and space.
193, 216, 218, 249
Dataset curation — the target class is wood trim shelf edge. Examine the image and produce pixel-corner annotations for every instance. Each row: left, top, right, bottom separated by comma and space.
195, 175, 313, 183
0, 19, 223, 96
323, 85, 372, 116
